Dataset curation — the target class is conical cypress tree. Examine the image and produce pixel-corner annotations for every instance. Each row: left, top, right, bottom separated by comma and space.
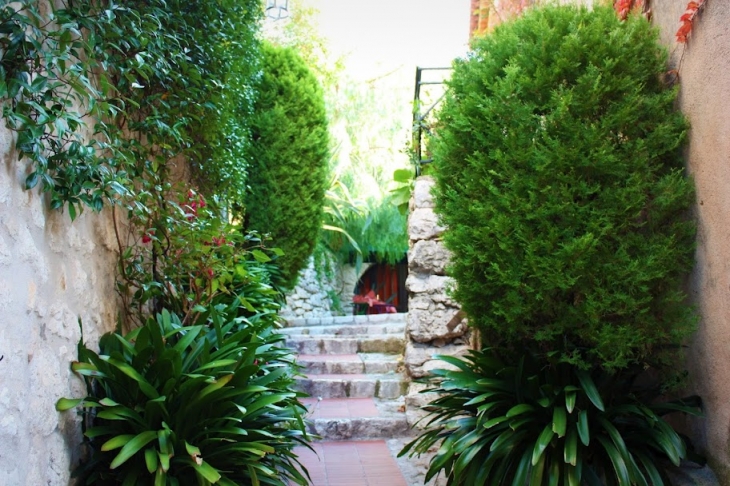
245, 42, 330, 289
432, 5, 695, 370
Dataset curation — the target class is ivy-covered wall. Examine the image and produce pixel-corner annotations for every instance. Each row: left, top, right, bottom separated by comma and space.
0, 125, 120, 484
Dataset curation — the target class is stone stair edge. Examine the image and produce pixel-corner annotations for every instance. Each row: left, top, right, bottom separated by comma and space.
283, 312, 407, 328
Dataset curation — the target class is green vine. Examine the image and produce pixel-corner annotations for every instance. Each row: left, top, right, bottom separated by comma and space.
0, 0, 260, 219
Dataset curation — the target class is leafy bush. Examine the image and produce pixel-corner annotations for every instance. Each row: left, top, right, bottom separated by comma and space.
319, 181, 409, 267
431, 5, 695, 370
0, 0, 262, 217
118, 189, 285, 327
401, 350, 702, 486
58, 308, 310, 486
243, 42, 330, 289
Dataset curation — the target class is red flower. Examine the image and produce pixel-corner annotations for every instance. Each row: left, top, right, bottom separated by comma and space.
141, 228, 155, 244
205, 268, 214, 279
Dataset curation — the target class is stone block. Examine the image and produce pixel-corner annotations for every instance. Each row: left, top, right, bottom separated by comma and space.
408, 207, 446, 242
412, 175, 436, 209
406, 274, 453, 295
409, 239, 450, 275
406, 297, 466, 344
404, 341, 471, 378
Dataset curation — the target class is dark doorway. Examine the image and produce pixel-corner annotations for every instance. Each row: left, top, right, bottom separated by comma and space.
353, 261, 409, 314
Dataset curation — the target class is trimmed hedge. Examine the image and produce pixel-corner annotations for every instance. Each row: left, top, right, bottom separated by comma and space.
244, 42, 330, 289
432, 5, 695, 370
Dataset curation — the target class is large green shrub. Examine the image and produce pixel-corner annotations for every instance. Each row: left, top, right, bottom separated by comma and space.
401, 349, 702, 485
244, 42, 330, 289
432, 5, 695, 370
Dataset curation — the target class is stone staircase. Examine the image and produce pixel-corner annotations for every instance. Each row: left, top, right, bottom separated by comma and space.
282, 313, 412, 441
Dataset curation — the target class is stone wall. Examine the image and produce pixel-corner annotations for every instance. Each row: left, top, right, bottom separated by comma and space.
404, 176, 471, 379
281, 255, 371, 318
0, 127, 120, 483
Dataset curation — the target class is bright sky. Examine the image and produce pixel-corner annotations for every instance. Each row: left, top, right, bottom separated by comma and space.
305, 0, 471, 80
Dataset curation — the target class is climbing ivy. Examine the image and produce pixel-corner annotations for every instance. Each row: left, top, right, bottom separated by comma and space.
0, 0, 261, 218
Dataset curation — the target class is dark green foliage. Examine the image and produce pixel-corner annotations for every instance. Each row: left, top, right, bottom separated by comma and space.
0, 0, 261, 216
319, 181, 409, 267
401, 349, 703, 486
58, 308, 311, 486
244, 42, 330, 289
432, 5, 695, 369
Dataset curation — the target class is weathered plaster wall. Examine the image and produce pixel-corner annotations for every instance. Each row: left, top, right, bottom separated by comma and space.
649, 0, 730, 480
0, 127, 120, 482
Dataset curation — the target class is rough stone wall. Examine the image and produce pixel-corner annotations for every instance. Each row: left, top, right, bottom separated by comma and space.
0, 121, 120, 482
404, 176, 471, 379
281, 255, 371, 318
649, 1, 730, 481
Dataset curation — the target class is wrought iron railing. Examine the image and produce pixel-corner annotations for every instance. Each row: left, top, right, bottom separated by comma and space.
412, 66, 451, 176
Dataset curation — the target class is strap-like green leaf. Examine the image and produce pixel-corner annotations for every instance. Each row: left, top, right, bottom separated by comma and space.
564, 427, 578, 466
576, 369, 605, 411
565, 389, 577, 414
110, 430, 157, 469
104, 357, 159, 399
511, 448, 532, 486
577, 410, 590, 446
596, 435, 630, 486
55, 397, 83, 411
144, 447, 158, 473
553, 406, 567, 437
101, 434, 135, 452
506, 403, 535, 417
532, 424, 555, 466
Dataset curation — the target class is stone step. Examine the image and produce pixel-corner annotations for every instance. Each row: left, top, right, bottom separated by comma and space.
295, 373, 409, 399
284, 313, 407, 328
297, 353, 402, 375
285, 335, 405, 355
301, 397, 412, 441
280, 322, 406, 337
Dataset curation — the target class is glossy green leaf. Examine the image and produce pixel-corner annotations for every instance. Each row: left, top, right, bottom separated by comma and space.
597, 435, 631, 486
144, 447, 158, 473
565, 390, 577, 414
553, 406, 567, 437
55, 397, 83, 411
577, 410, 590, 446
110, 431, 157, 469
564, 427, 578, 466
506, 403, 535, 417
532, 424, 555, 466
576, 370, 605, 412
101, 434, 135, 452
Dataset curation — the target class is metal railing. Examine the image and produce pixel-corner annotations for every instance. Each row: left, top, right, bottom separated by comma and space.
412, 66, 451, 176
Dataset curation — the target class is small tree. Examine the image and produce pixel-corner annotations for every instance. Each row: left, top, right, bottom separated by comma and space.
244, 42, 330, 289
432, 5, 695, 370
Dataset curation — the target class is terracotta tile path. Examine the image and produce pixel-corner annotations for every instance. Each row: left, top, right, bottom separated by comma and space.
299, 397, 379, 419
292, 439, 408, 486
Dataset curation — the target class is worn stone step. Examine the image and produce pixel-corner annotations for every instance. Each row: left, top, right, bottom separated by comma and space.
285, 335, 405, 355
295, 373, 409, 399
300, 397, 411, 440
284, 313, 407, 328
280, 322, 406, 337
297, 353, 402, 375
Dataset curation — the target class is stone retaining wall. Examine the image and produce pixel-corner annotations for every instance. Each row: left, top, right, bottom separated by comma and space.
0, 124, 120, 484
281, 255, 371, 318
